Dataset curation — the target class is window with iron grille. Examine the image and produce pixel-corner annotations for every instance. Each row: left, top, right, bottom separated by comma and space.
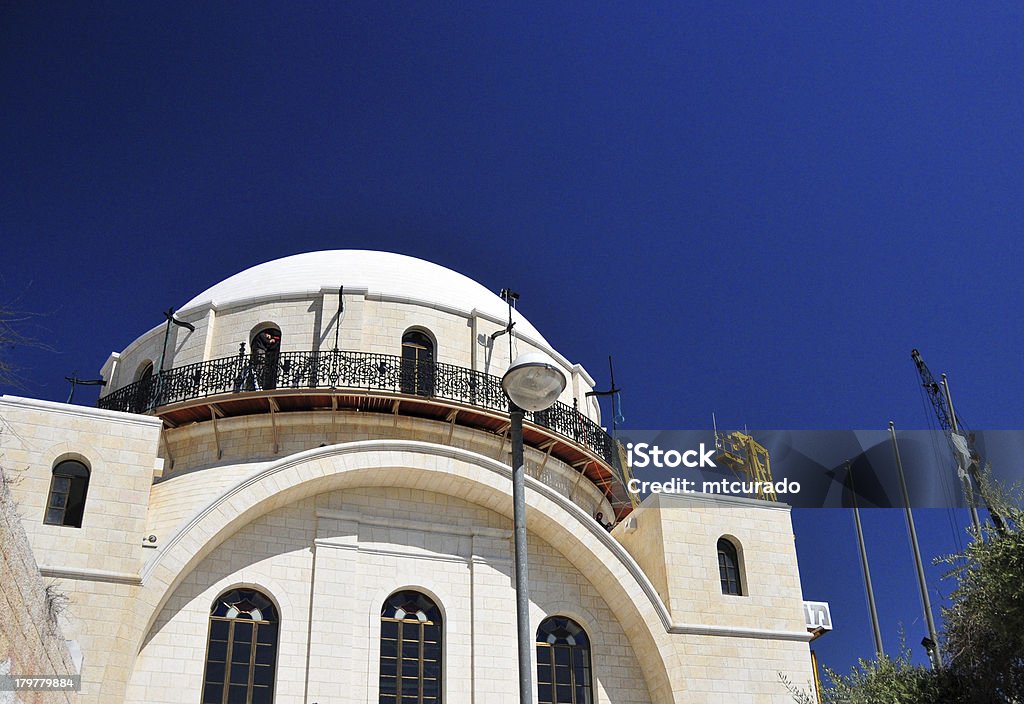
536, 616, 592, 704
43, 459, 90, 528
379, 590, 442, 704
718, 537, 742, 595
201, 588, 278, 704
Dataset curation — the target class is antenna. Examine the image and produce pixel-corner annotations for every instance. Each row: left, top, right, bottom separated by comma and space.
65, 374, 106, 404
333, 286, 344, 351
586, 356, 624, 434
492, 289, 520, 360
157, 307, 195, 373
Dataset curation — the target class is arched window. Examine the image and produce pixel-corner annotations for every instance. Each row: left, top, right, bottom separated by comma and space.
536, 616, 592, 704
202, 588, 278, 704
249, 326, 282, 391
718, 538, 742, 595
135, 361, 154, 383
44, 459, 90, 527
379, 590, 442, 704
400, 329, 435, 396
132, 361, 157, 410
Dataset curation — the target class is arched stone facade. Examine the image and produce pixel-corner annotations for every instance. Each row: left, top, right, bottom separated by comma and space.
4, 251, 815, 704
118, 440, 675, 703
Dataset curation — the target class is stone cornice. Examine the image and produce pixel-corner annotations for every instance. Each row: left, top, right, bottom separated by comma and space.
0, 396, 163, 428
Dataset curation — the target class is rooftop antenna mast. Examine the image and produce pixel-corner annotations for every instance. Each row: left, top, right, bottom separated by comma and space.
492, 289, 520, 360
153, 308, 196, 407
157, 308, 196, 373
64, 374, 106, 404
333, 286, 344, 351
586, 356, 624, 435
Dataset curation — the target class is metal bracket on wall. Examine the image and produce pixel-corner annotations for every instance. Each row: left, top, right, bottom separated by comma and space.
446, 409, 459, 444
161, 425, 175, 470
208, 404, 224, 459
268, 397, 280, 453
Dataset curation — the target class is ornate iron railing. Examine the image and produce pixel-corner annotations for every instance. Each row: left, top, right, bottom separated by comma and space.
98, 348, 625, 486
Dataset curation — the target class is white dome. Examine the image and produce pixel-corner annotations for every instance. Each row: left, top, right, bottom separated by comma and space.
178, 250, 550, 345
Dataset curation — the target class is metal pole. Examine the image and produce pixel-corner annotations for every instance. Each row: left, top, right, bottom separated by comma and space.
942, 375, 982, 533
848, 461, 884, 657
810, 650, 824, 704
157, 309, 174, 373
889, 421, 941, 669
333, 286, 343, 350
509, 402, 533, 704
155, 309, 175, 408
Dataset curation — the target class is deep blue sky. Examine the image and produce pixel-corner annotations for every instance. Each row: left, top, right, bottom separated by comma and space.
3, 1, 1022, 686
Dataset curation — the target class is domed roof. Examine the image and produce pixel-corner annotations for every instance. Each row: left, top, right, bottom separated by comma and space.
178, 250, 549, 345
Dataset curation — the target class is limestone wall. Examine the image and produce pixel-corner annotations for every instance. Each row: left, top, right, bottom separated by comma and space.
1, 395, 815, 703
616, 492, 807, 633
0, 467, 76, 704
154, 410, 613, 525
126, 486, 653, 704
0, 397, 163, 699
615, 491, 816, 701
0, 397, 163, 576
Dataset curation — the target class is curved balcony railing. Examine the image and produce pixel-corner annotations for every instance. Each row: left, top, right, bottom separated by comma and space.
98, 348, 626, 488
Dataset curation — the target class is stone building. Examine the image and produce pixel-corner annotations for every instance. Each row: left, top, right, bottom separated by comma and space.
1, 250, 817, 703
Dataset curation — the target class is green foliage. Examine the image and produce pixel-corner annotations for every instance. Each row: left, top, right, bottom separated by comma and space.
823, 648, 947, 704
939, 499, 1024, 702
789, 481, 1024, 704
784, 645, 950, 704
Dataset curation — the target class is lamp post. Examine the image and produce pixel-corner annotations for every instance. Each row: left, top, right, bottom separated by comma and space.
501, 352, 567, 704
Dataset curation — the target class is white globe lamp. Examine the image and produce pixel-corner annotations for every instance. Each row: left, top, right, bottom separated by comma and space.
501, 352, 566, 411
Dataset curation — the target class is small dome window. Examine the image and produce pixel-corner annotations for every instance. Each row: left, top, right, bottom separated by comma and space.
249, 326, 282, 390
135, 361, 154, 383
401, 329, 435, 396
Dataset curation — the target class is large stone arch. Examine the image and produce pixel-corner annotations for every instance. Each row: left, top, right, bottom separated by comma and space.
107, 440, 679, 703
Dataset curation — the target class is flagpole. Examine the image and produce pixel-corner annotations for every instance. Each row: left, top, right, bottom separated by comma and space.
848, 460, 884, 657
889, 421, 941, 669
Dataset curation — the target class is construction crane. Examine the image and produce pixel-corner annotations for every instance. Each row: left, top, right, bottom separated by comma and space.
713, 420, 777, 501
911, 349, 1007, 535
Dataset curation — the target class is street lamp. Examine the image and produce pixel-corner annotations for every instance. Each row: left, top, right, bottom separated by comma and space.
502, 352, 566, 704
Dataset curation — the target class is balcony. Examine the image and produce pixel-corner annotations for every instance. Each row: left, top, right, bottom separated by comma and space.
98, 348, 634, 517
